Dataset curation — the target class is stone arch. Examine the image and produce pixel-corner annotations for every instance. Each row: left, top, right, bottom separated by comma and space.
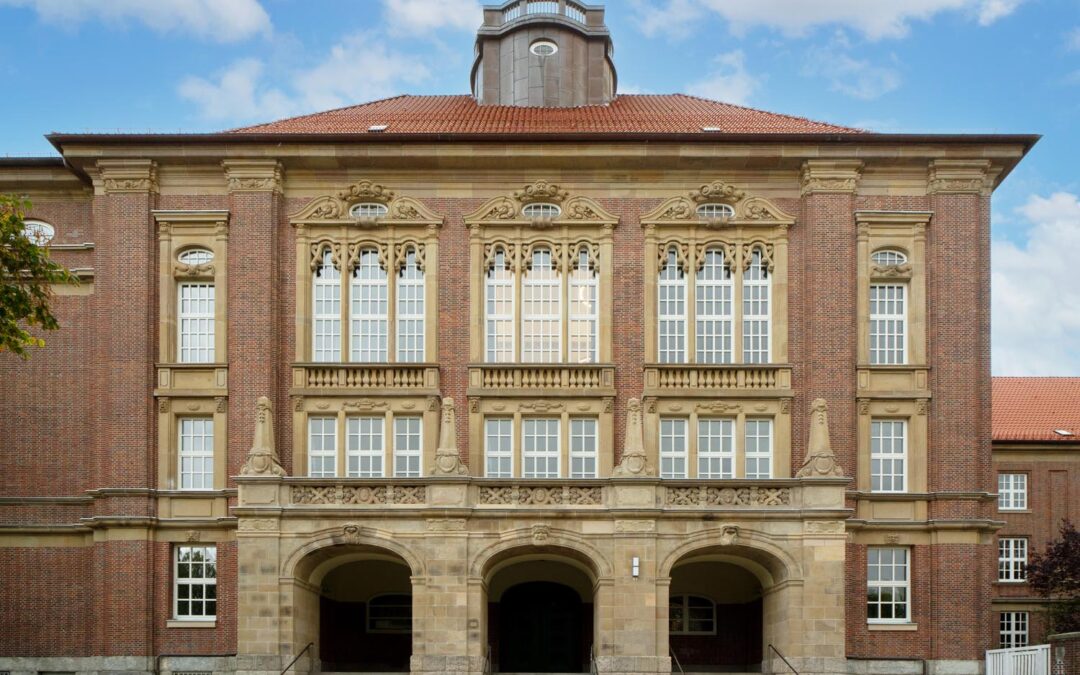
658, 525, 802, 586
470, 526, 613, 582
283, 524, 426, 582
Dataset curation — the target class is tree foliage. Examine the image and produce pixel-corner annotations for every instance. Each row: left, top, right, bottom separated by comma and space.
0, 195, 76, 357
1026, 519, 1080, 634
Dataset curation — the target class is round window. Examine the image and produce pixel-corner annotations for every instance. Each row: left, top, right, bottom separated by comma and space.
350, 202, 389, 218
22, 220, 54, 246
696, 203, 735, 219
522, 202, 561, 218
530, 40, 558, 56
178, 248, 214, 265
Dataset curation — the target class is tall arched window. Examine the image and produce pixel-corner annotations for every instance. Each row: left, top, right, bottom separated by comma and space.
313, 249, 342, 362
522, 247, 561, 362
486, 247, 515, 362
350, 248, 388, 362
658, 247, 687, 363
397, 247, 425, 362
696, 248, 733, 364
568, 247, 598, 363
742, 247, 771, 364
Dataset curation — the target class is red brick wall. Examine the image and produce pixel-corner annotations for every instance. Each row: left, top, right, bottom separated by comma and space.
0, 547, 91, 655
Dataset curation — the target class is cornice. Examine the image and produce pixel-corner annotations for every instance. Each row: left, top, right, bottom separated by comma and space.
800, 159, 863, 196
95, 158, 158, 195
222, 159, 284, 194
927, 159, 995, 196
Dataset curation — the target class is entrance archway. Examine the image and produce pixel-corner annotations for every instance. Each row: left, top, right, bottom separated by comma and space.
488, 558, 594, 673
669, 561, 763, 672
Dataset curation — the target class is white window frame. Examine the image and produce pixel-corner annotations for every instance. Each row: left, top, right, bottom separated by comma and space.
867, 547, 910, 624
695, 248, 734, 364
658, 249, 688, 364
696, 203, 734, 220
871, 419, 907, 493
485, 248, 516, 363
870, 283, 907, 365
396, 248, 425, 362
998, 473, 1028, 511
178, 282, 215, 363
998, 538, 1028, 583
174, 545, 217, 621
999, 611, 1029, 648
521, 248, 562, 363
178, 417, 214, 491
307, 416, 338, 478
485, 418, 514, 478
393, 416, 422, 478
521, 202, 561, 218
697, 418, 734, 479
659, 417, 688, 479
872, 249, 908, 266
350, 248, 389, 362
669, 594, 718, 636
568, 250, 599, 364
347, 416, 385, 478
522, 418, 560, 478
312, 250, 342, 362
742, 247, 771, 364
569, 417, 598, 479
744, 418, 773, 479
350, 202, 389, 218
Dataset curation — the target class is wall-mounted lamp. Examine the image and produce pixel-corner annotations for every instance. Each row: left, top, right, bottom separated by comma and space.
631, 556, 640, 578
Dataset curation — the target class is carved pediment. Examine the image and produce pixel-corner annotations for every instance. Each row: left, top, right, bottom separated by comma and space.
642, 180, 795, 227
464, 180, 619, 226
289, 179, 443, 225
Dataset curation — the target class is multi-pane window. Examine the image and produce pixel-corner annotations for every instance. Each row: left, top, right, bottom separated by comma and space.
568, 250, 598, 363
742, 250, 771, 364
522, 418, 560, 478
871, 419, 907, 493
872, 249, 908, 266
669, 595, 717, 635
658, 249, 687, 364
522, 249, 561, 362
174, 545, 217, 620
486, 249, 515, 363
744, 419, 773, 479
697, 418, 734, 479
347, 417, 384, 478
660, 418, 689, 478
397, 250, 425, 362
485, 418, 514, 478
351, 248, 389, 362
867, 547, 909, 623
308, 417, 338, 477
998, 474, 1028, 511
367, 594, 412, 633
696, 249, 733, 364
998, 538, 1028, 582
313, 250, 342, 362
999, 612, 1029, 648
178, 418, 214, 490
394, 416, 422, 478
660, 417, 772, 479
178, 283, 215, 363
870, 284, 906, 365
569, 417, 598, 478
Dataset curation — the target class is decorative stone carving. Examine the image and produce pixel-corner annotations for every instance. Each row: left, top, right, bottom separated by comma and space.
289, 179, 443, 224
158, 397, 170, 413
666, 486, 792, 507
432, 397, 468, 477
97, 159, 158, 195
695, 401, 742, 414
342, 523, 364, 544
858, 399, 870, 415
240, 396, 286, 477
871, 263, 913, 279
290, 484, 426, 505
238, 518, 277, 532
465, 181, 618, 225
927, 160, 993, 196
215, 397, 227, 413
917, 398, 929, 415
640, 182, 795, 226
477, 485, 604, 506
613, 398, 654, 477
343, 399, 389, 412
427, 518, 467, 532
174, 262, 215, 278
800, 160, 863, 196
518, 400, 565, 413
796, 398, 844, 478
186, 530, 201, 542
513, 180, 569, 204
615, 520, 656, 533
690, 180, 746, 204
805, 520, 846, 534
531, 524, 551, 544
718, 525, 739, 546
884, 534, 901, 545
223, 160, 283, 194
293, 396, 304, 412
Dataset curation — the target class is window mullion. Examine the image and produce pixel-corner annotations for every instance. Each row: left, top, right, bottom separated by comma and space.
733, 247, 744, 365
386, 243, 397, 363
687, 243, 697, 364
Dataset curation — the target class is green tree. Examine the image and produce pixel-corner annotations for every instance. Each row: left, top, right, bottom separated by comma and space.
1026, 520, 1080, 634
0, 194, 76, 357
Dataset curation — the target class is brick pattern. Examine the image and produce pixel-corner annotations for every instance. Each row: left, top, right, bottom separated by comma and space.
0, 547, 91, 656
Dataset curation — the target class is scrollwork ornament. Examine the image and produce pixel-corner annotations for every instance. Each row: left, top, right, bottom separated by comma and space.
658, 241, 690, 274
337, 180, 395, 204
742, 242, 775, 273
513, 180, 569, 205
309, 241, 342, 272
690, 180, 747, 204
393, 241, 425, 272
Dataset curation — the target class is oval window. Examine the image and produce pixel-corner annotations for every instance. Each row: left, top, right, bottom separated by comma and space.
522, 202, 561, 218
530, 40, 558, 56
871, 249, 908, 266
178, 248, 214, 265
23, 220, 55, 246
350, 202, 389, 218
696, 203, 735, 219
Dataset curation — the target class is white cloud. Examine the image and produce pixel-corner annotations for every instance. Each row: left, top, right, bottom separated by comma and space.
0, 0, 271, 42
178, 34, 430, 122
381, 0, 483, 35
803, 34, 902, 100
1068, 27, 1080, 51
686, 50, 758, 105
992, 192, 1080, 375
630, 0, 705, 38
635, 0, 1024, 40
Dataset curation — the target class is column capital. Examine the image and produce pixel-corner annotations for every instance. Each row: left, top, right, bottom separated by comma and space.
95, 159, 158, 195
927, 159, 995, 196
223, 159, 284, 194
800, 159, 863, 196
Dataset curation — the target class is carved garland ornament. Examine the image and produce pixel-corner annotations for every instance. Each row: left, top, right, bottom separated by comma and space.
465, 180, 619, 225
642, 180, 796, 226
289, 179, 443, 224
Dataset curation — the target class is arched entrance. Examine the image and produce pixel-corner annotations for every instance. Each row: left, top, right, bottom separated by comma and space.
669, 561, 763, 672
487, 557, 594, 673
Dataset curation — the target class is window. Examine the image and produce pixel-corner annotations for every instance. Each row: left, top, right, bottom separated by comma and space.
485, 418, 513, 478
22, 220, 54, 246
697, 418, 734, 479
313, 250, 342, 362
872, 249, 907, 266
178, 283, 215, 363
522, 418, 560, 478
367, 594, 411, 633
743, 249, 771, 364
178, 248, 214, 265
660, 418, 688, 478
999, 612, 1029, 648
870, 284, 906, 365
998, 538, 1027, 582
569, 417, 598, 478
695, 249, 733, 364
744, 419, 773, 479
568, 249, 598, 363
867, 547, 909, 623
397, 249, 425, 362
660, 417, 772, 480
669, 595, 716, 635
347, 417, 384, 478
529, 40, 558, 57
308, 417, 338, 477
350, 202, 389, 218
351, 248, 389, 362
485, 248, 515, 363
178, 418, 213, 490
696, 203, 734, 219
658, 249, 688, 364
522, 248, 561, 362
174, 545, 216, 620
871, 419, 907, 493
521, 202, 561, 218
998, 474, 1028, 511
394, 416, 422, 478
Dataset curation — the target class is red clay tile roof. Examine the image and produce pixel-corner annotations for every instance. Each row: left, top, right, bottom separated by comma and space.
993, 377, 1080, 443
229, 94, 865, 135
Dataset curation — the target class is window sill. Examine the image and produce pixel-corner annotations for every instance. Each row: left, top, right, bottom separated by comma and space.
868, 622, 918, 631
998, 509, 1031, 514
167, 619, 217, 629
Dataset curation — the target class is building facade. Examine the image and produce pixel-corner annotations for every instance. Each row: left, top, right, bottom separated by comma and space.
0, 3, 1038, 675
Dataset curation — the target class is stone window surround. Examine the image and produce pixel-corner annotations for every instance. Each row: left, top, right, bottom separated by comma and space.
856, 399, 928, 495
156, 397, 229, 491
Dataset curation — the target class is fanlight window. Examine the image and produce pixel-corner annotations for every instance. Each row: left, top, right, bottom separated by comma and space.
350, 202, 389, 218
669, 595, 717, 635
22, 220, 54, 246
872, 249, 908, 266
178, 248, 214, 265
522, 202, 561, 219
696, 203, 735, 219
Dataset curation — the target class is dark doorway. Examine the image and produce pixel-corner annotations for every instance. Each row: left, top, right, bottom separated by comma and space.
497, 581, 584, 673
317, 559, 412, 672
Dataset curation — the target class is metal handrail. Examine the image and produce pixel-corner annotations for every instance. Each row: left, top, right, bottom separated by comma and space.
590, 644, 598, 675
280, 642, 314, 675
670, 648, 685, 675
768, 643, 799, 675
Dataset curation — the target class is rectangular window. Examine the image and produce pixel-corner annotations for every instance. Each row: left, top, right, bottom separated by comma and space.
396, 253, 425, 362
870, 284, 906, 365
347, 416, 384, 478
867, 547, 910, 623
393, 416, 422, 478
696, 249, 733, 364
658, 252, 687, 364
521, 251, 561, 362
659, 418, 688, 479
178, 283, 215, 363
697, 418, 734, 479
871, 419, 907, 493
998, 538, 1028, 582
308, 416, 337, 478
568, 259, 598, 364
178, 418, 214, 490
744, 418, 773, 479
742, 250, 770, 364
174, 545, 217, 620
313, 259, 342, 362
569, 417, 598, 478
350, 250, 389, 362
485, 418, 513, 478
999, 612, 1029, 648
485, 254, 515, 363
522, 418, 560, 478
998, 473, 1028, 511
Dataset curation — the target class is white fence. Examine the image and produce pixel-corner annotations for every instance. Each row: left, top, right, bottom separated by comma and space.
987, 645, 1050, 675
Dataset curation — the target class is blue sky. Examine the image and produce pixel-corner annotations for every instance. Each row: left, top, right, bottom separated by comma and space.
0, 0, 1078, 374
